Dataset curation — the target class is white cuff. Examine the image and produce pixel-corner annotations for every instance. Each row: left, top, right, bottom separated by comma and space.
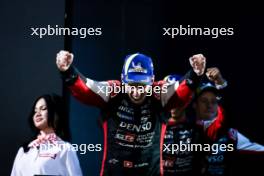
215, 80, 228, 90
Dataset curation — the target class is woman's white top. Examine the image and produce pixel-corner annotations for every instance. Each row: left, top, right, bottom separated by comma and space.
11, 133, 83, 176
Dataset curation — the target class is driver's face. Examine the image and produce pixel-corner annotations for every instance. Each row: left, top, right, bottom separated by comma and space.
127, 83, 148, 104
170, 108, 185, 119
195, 91, 218, 120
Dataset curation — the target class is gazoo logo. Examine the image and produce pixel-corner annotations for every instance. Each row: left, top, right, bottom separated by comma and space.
119, 121, 152, 132
128, 61, 147, 73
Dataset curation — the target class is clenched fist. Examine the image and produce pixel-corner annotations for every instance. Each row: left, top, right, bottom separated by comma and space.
206, 67, 225, 85
56, 50, 74, 72
189, 54, 206, 76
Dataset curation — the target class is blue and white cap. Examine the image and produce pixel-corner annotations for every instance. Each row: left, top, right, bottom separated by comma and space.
121, 53, 154, 85
163, 74, 183, 84
196, 82, 219, 97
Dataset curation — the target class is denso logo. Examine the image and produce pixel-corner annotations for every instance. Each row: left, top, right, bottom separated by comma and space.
119, 121, 152, 132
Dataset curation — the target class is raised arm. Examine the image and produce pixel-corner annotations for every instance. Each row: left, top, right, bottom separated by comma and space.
204, 67, 229, 140
162, 54, 206, 110
56, 50, 116, 108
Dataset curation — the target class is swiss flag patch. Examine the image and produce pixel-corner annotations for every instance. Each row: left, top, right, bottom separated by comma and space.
124, 160, 133, 168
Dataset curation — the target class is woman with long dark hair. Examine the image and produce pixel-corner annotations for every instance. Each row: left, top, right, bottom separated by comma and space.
11, 94, 83, 176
